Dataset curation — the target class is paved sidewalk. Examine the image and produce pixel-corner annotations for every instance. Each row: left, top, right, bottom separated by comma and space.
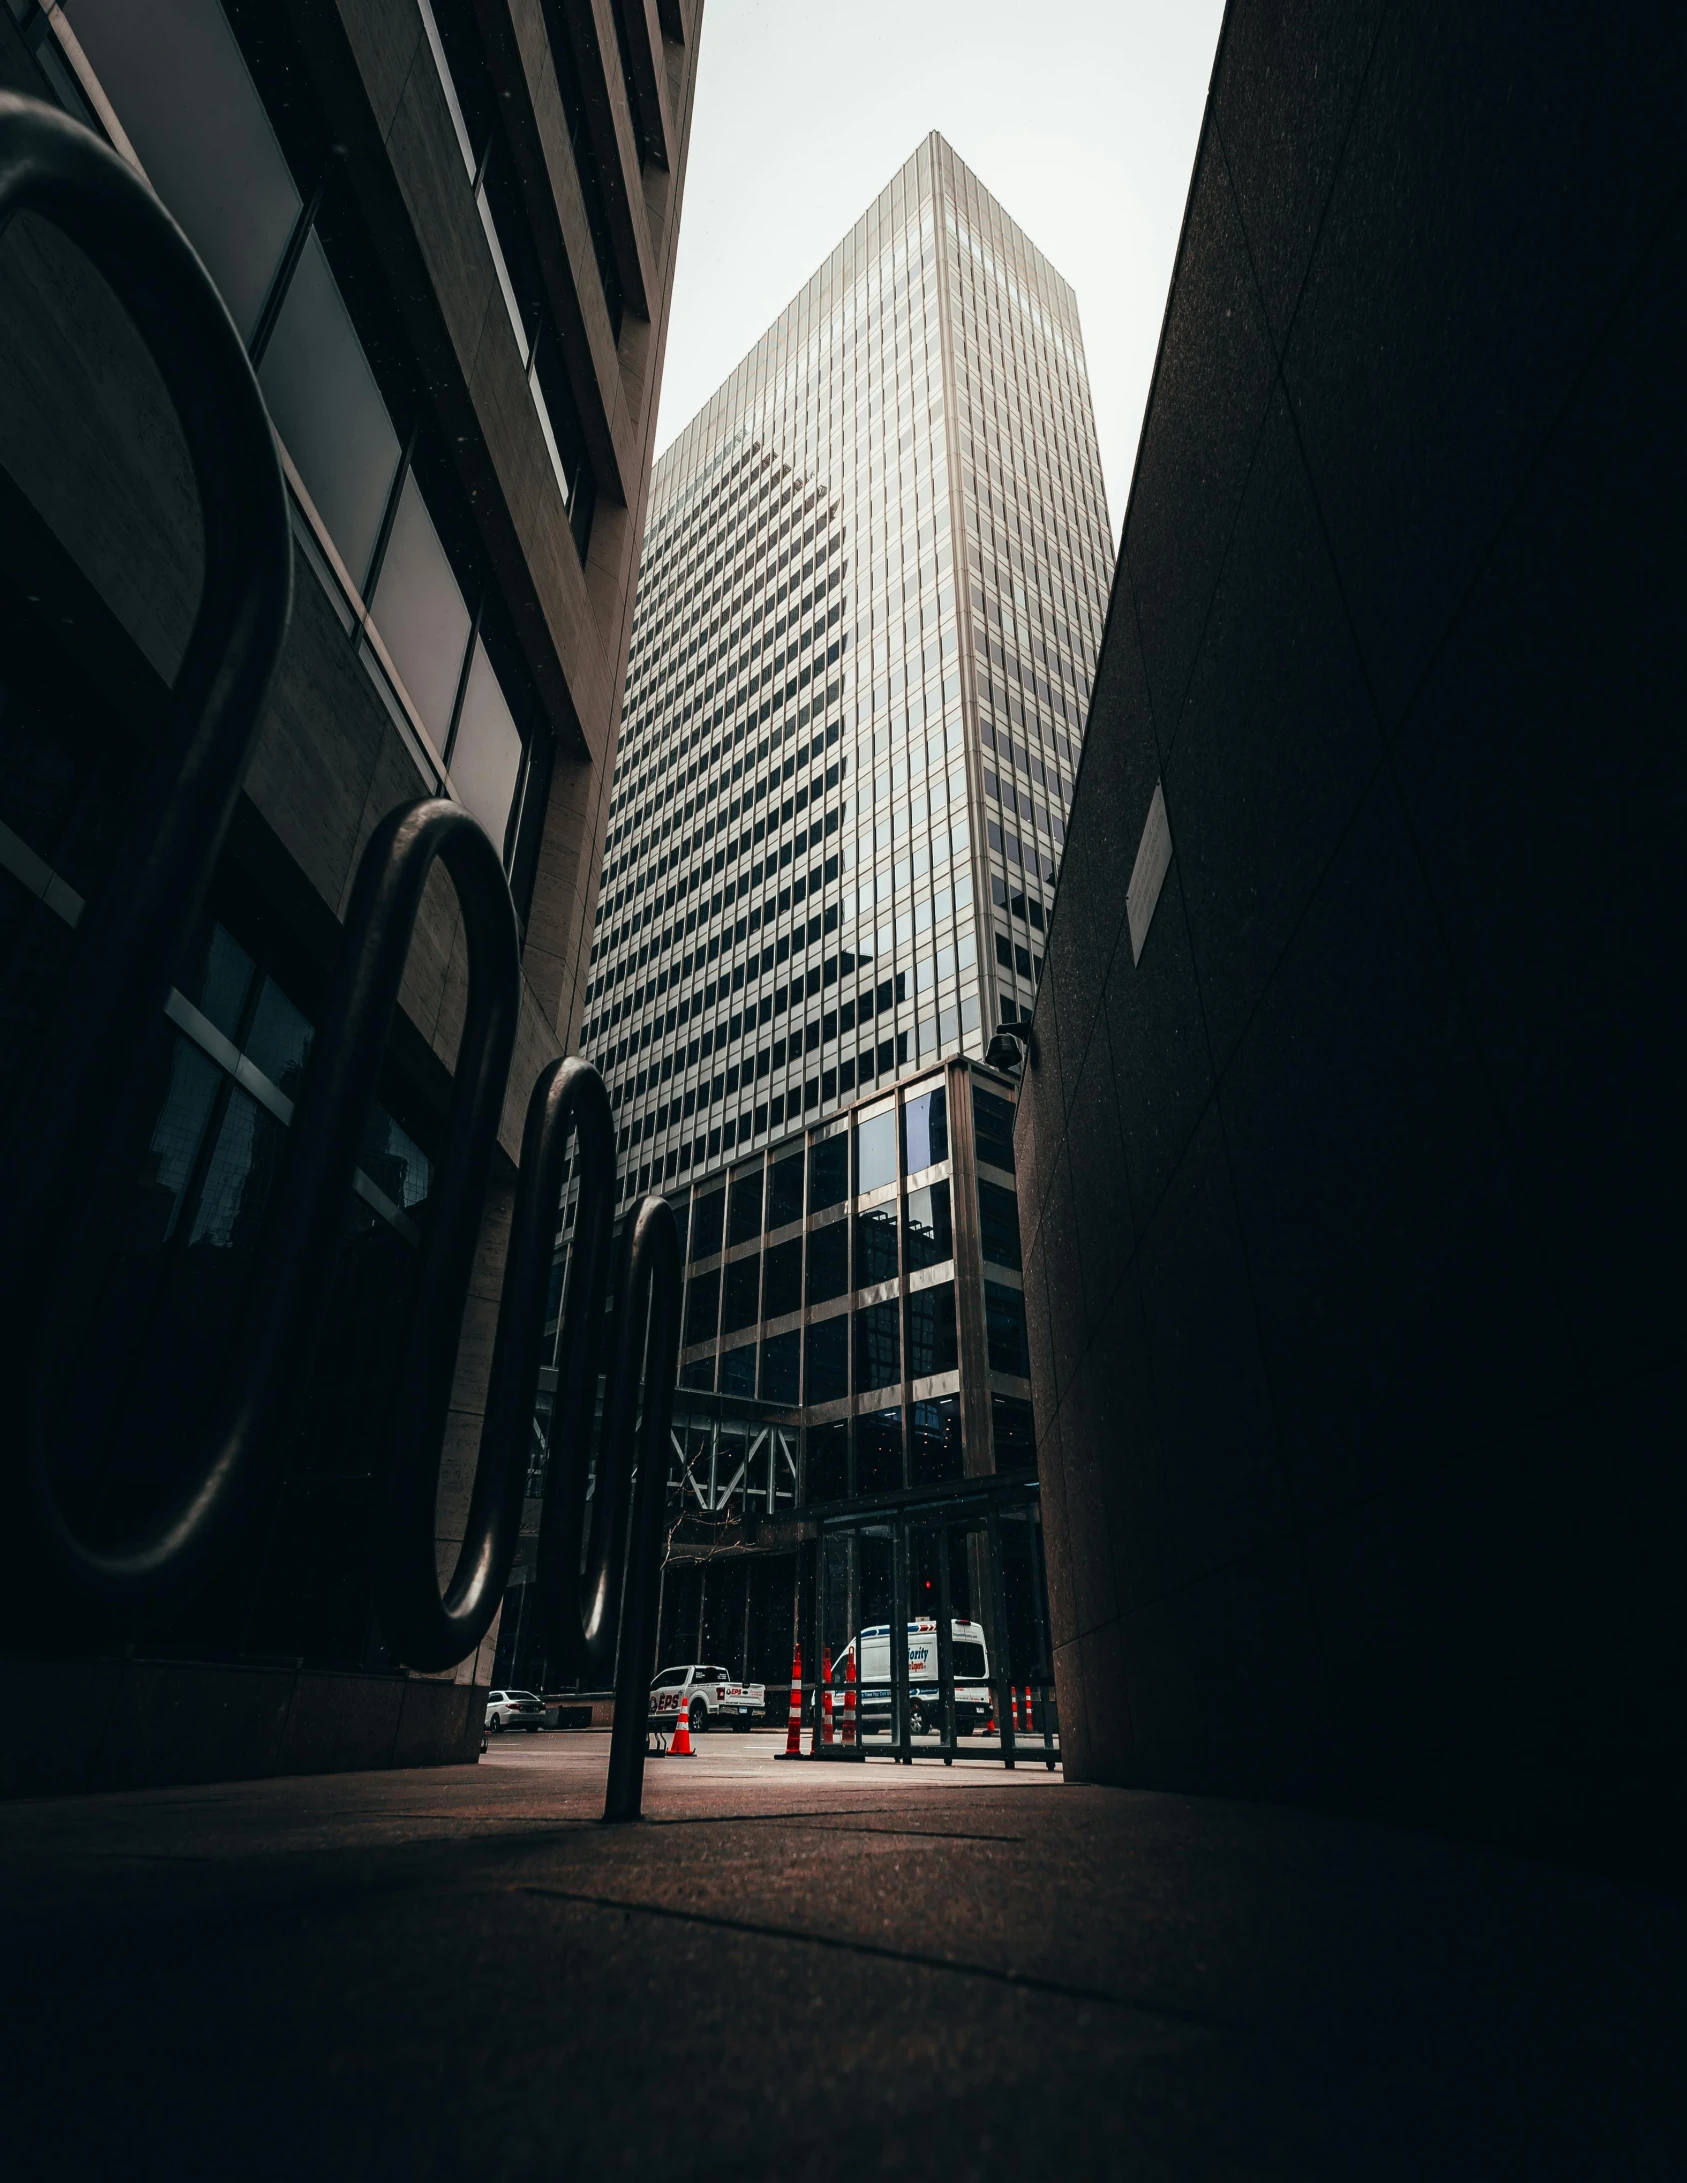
1, 1731, 1679, 2178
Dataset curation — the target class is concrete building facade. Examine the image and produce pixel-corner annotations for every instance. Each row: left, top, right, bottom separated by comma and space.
0, 0, 701, 1790
1017, 0, 1686, 1884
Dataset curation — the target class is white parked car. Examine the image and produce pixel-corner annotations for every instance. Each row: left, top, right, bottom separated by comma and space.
485, 1689, 546, 1732
833, 1619, 992, 1735
648, 1664, 766, 1735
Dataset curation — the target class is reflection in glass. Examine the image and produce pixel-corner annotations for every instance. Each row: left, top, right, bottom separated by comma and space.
767, 1150, 804, 1229
904, 1180, 952, 1270
762, 1236, 802, 1319
448, 638, 524, 852
721, 1253, 760, 1334
910, 1394, 963, 1484
259, 228, 401, 583
808, 1133, 848, 1212
855, 1106, 896, 1193
243, 974, 312, 1098
728, 1164, 763, 1245
902, 1084, 948, 1173
370, 471, 472, 742
691, 1189, 724, 1260
855, 1202, 899, 1286
719, 1343, 756, 1397
806, 1220, 848, 1305
805, 1315, 848, 1404
856, 1405, 903, 1495
977, 1177, 1021, 1270
855, 1298, 900, 1391
905, 1283, 957, 1377
984, 1280, 1028, 1375
685, 1268, 718, 1347
805, 1416, 849, 1502
69, 0, 301, 342
760, 1328, 800, 1406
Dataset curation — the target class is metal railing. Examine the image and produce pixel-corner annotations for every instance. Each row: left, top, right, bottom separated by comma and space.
0, 96, 679, 1818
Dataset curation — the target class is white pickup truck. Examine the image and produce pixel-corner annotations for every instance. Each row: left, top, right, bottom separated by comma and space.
834, 1618, 993, 1735
648, 1663, 766, 1735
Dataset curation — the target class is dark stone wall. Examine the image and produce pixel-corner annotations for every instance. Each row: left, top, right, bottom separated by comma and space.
1021, 0, 1686, 1882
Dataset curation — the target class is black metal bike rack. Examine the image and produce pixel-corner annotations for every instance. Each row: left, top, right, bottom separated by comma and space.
0, 97, 681, 1815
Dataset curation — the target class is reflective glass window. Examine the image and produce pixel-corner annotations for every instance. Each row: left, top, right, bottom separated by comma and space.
449, 638, 523, 851
904, 1181, 952, 1271
727, 1164, 763, 1245
762, 1236, 802, 1320
855, 1299, 900, 1392
767, 1151, 803, 1228
760, 1328, 800, 1406
370, 471, 472, 743
804, 1416, 849, 1501
258, 226, 401, 583
991, 1393, 1036, 1471
806, 1221, 848, 1305
905, 1283, 957, 1377
977, 1178, 1021, 1270
684, 1267, 718, 1347
805, 1315, 848, 1404
808, 1132, 848, 1212
984, 1280, 1028, 1376
901, 1084, 947, 1173
855, 1203, 899, 1287
690, 1189, 724, 1261
909, 1394, 962, 1485
721, 1253, 760, 1335
69, 0, 301, 343
856, 1405, 902, 1495
855, 1107, 896, 1193
973, 1085, 1015, 1171
718, 1343, 756, 1397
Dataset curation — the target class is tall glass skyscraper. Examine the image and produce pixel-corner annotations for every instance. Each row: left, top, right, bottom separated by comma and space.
581, 133, 1112, 1193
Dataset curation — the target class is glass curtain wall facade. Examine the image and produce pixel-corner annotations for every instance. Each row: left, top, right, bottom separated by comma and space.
583, 134, 1112, 1201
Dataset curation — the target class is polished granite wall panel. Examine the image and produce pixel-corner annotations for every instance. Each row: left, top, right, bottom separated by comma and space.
1025, 0, 1687, 1881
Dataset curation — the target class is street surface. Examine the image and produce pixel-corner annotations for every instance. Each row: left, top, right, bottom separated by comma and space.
1, 1731, 1679, 2177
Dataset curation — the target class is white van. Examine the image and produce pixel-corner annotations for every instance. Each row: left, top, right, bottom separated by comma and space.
833, 1618, 992, 1735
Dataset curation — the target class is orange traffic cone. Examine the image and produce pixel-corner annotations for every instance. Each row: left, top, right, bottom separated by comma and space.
841, 1652, 858, 1748
1010, 1686, 1021, 1731
809, 1646, 835, 1752
779, 1643, 804, 1757
670, 1690, 694, 1757
1024, 1684, 1034, 1732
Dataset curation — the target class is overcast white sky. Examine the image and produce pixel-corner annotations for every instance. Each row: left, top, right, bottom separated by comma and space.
654, 0, 1226, 540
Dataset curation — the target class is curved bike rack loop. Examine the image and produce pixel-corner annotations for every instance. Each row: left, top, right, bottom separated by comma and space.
0, 94, 292, 1628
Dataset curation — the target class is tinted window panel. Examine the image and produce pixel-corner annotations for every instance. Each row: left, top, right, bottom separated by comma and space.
808, 1133, 848, 1212
70, 0, 300, 342
855, 1108, 896, 1193
767, 1151, 804, 1228
450, 638, 523, 851
805, 1315, 847, 1404
258, 226, 401, 583
805, 1416, 849, 1501
909, 1394, 962, 1485
856, 1405, 902, 1494
855, 1299, 900, 1392
371, 470, 471, 742
685, 1267, 718, 1347
720, 1253, 760, 1334
972, 1085, 1015, 1172
718, 1343, 756, 1397
904, 1180, 952, 1271
977, 1178, 1022, 1270
806, 1220, 848, 1305
905, 1283, 957, 1377
763, 1236, 802, 1319
855, 1204, 899, 1287
902, 1085, 948, 1174
984, 1280, 1028, 1375
728, 1165, 763, 1246
760, 1328, 800, 1406
691, 1189, 724, 1260
991, 1393, 1036, 1471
